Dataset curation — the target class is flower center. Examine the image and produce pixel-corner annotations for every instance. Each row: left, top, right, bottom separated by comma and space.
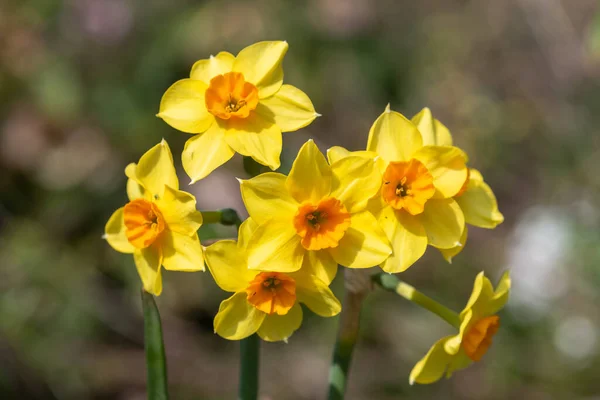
462, 315, 500, 362
381, 159, 435, 215
293, 197, 351, 251
123, 199, 165, 248
205, 72, 259, 120
245, 272, 296, 315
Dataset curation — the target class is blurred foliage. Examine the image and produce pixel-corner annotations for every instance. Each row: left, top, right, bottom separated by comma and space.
1, 0, 600, 399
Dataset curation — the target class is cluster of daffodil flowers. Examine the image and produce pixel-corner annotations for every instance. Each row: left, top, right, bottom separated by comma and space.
103, 40, 510, 393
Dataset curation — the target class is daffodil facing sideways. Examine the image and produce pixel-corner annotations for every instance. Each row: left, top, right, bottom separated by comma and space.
328, 105, 469, 273
239, 140, 392, 284
204, 219, 341, 342
103, 141, 204, 296
409, 271, 511, 384
157, 41, 319, 183
410, 108, 504, 263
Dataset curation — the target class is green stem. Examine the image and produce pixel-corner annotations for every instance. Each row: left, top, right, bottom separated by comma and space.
239, 334, 260, 400
141, 290, 169, 400
327, 287, 366, 400
372, 273, 461, 328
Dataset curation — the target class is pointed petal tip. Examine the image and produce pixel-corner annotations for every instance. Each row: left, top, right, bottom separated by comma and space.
209, 54, 215, 59
235, 177, 244, 184
101, 234, 108, 240
409, 378, 415, 386
315, 112, 322, 117
160, 138, 167, 146
385, 103, 391, 113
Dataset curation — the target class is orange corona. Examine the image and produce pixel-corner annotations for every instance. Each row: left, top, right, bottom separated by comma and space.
246, 272, 296, 315
293, 197, 351, 251
462, 315, 500, 361
205, 72, 259, 119
381, 159, 435, 215
123, 199, 165, 248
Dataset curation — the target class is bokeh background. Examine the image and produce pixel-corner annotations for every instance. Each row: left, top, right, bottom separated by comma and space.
1, 0, 600, 399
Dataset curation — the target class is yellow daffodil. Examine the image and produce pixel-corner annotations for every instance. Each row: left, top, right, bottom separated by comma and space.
157, 41, 318, 183
103, 140, 204, 296
409, 271, 511, 384
328, 105, 468, 273
204, 219, 341, 342
239, 140, 392, 284
411, 108, 504, 263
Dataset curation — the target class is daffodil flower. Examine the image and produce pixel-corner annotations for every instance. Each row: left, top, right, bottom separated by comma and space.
157, 41, 319, 183
411, 108, 504, 263
204, 219, 341, 342
328, 105, 469, 273
409, 271, 511, 384
103, 141, 204, 295
239, 140, 392, 284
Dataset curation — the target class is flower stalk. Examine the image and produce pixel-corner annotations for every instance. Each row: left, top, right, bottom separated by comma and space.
372, 273, 461, 328
202, 208, 260, 400
141, 290, 169, 400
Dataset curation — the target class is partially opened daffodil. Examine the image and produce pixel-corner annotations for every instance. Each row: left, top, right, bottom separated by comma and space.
240, 140, 392, 284
409, 271, 511, 385
205, 219, 341, 342
411, 108, 504, 263
103, 141, 204, 296
157, 41, 318, 182
328, 105, 468, 273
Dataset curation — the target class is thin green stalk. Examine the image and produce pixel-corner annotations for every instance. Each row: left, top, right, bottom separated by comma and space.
201, 207, 258, 400
372, 273, 461, 328
327, 286, 366, 400
239, 334, 260, 400
141, 290, 169, 400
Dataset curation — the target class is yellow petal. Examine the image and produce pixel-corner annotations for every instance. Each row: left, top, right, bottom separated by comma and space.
378, 206, 428, 273
412, 145, 468, 199
246, 220, 305, 273
366, 105, 423, 162
156, 185, 203, 235
257, 303, 303, 342
104, 207, 136, 254
292, 271, 341, 317
125, 163, 146, 201
439, 226, 468, 263
286, 139, 332, 203
462, 271, 511, 321
189, 51, 235, 83
445, 351, 472, 378
456, 169, 504, 228
411, 107, 453, 147
233, 41, 288, 99
135, 140, 178, 200
256, 84, 317, 132
409, 337, 454, 385
328, 211, 392, 269
419, 199, 465, 249
182, 123, 235, 183
221, 113, 282, 170
238, 218, 258, 249
133, 245, 163, 296
326, 146, 378, 164
157, 79, 214, 134
301, 250, 338, 285
444, 309, 474, 355
214, 292, 265, 340
160, 230, 204, 272
240, 172, 298, 225
205, 240, 256, 292
330, 156, 381, 213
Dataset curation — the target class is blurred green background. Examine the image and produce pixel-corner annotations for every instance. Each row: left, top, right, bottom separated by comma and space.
2, 0, 600, 399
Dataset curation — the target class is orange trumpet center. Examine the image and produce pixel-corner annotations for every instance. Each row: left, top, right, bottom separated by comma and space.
293, 197, 351, 251
462, 315, 500, 362
205, 72, 259, 119
123, 199, 165, 248
381, 159, 435, 215
245, 272, 296, 315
